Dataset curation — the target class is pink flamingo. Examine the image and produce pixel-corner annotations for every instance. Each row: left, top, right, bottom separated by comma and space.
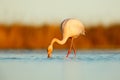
47, 18, 85, 58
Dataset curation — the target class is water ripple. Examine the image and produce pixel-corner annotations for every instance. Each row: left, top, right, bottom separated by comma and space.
0, 50, 120, 62
0, 54, 120, 62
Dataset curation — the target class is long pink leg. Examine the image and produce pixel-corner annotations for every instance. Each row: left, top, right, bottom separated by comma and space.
66, 38, 73, 58
72, 43, 76, 57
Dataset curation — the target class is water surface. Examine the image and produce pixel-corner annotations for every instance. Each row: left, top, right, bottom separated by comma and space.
0, 50, 120, 80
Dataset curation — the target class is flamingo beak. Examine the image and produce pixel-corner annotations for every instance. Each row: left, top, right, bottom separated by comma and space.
47, 49, 52, 58
48, 53, 52, 58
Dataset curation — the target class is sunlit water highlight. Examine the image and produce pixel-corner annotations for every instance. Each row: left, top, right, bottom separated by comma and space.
0, 50, 120, 80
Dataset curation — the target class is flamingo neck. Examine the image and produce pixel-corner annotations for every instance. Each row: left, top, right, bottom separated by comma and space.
50, 37, 68, 47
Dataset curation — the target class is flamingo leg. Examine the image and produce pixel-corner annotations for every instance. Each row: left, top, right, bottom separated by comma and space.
66, 38, 73, 58
72, 41, 76, 58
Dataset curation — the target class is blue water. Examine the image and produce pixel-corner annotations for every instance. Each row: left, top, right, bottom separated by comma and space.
0, 50, 120, 62
0, 50, 120, 80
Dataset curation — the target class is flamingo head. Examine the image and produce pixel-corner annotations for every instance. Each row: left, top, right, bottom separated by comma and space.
47, 45, 53, 58
82, 31, 85, 35
81, 28, 86, 36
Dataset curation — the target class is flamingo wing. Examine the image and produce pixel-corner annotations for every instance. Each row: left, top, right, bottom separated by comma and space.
60, 18, 70, 33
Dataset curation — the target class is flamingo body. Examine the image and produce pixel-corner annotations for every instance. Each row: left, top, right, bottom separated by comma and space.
47, 18, 85, 58
61, 18, 85, 38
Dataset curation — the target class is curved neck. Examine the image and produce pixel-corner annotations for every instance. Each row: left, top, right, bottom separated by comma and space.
50, 37, 68, 47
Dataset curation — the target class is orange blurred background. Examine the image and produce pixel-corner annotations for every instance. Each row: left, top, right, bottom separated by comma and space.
0, 22, 119, 49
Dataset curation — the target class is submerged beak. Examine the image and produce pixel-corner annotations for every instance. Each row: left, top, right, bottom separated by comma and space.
47, 50, 52, 58
48, 53, 51, 58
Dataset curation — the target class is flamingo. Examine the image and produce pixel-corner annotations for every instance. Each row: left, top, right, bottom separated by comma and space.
47, 18, 85, 58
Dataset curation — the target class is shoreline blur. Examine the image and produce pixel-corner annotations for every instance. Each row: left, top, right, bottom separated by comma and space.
0, 22, 120, 49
